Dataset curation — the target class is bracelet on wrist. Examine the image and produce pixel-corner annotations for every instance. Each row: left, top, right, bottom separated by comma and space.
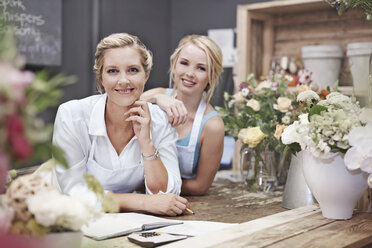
142, 148, 159, 161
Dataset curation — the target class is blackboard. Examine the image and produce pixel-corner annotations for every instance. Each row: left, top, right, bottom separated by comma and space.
0, 0, 62, 66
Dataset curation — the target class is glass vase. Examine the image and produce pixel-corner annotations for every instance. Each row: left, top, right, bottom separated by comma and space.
240, 146, 277, 192
257, 147, 277, 193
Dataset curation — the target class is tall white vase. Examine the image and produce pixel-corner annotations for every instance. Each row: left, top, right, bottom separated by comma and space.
347, 42, 372, 107
282, 151, 316, 209
302, 151, 368, 220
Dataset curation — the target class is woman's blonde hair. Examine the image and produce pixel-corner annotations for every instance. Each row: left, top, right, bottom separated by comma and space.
93, 33, 153, 93
169, 35, 223, 103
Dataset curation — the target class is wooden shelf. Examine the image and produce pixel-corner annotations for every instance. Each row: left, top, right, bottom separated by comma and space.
236, 0, 372, 89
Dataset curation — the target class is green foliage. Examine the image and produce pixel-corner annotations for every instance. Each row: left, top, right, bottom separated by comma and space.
84, 174, 120, 213
10, 219, 51, 236
326, 0, 372, 20
308, 104, 328, 119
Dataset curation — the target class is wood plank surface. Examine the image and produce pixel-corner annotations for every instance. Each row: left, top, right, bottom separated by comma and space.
266, 212, 372, 248
163, 205, 320, 248
81, 178, 286, 248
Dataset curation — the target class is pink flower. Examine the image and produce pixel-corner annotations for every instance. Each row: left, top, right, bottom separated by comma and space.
0, 62, 34, 104
298, 69, 312, 85
5, 115, 32, 160
0, 205, 14, 234
0, 151, 9, 193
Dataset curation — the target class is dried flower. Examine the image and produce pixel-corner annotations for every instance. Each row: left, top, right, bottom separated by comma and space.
274, 124, 287, 140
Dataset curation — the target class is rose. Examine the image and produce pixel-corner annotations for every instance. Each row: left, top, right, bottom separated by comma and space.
238, 127, 266, 148
233, 91, 245, 104
246, 99, 260, 111
274, 124, 287, 140
296, 84, 311, 93
0, 62, 34, 104
255, 80, 272, 93
273, 97, 292, 112
5, 115, 32, 160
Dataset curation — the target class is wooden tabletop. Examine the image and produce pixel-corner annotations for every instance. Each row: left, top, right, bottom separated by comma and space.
163, 205, 372, 248
81, 177, 286, 248
81, 176, 372, 248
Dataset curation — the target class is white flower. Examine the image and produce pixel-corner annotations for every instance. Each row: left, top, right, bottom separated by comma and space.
273, 97, 292, 112
246, 99, 260, 111
281, 113, 315, 153
241, 88, 249, 97
281, 115, 291, 124
359, 108, 372, 124
344, 123, 372, 180
69, 184, 102, 212
228, 99, 235, 108
297, 90, 319, 102
27, 189, 101, 231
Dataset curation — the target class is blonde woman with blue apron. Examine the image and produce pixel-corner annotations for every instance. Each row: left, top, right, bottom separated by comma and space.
53, 33, 189, 216
142, 35, 224, 195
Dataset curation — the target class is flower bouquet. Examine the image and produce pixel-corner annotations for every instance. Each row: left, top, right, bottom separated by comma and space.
0, 30, 76, 192
0, 171, 120, 248
281, 89, 372, 219
216, 73, 299, 190
0, 24, 120, 246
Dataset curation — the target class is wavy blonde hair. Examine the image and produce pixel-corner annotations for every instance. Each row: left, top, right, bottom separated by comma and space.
169, 35, 223, 103
93, 33, 153, 93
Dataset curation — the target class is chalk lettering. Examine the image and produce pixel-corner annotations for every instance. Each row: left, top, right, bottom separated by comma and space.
0, 0, 25, 12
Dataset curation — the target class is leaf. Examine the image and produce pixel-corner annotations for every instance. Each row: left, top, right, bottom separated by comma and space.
101, 192, 120, 213
288, 142, 302, 155
309, 104, 327, 118
51, 144, 69, 169
84, 173, 105, 196
84, 174, 120, 213
35, 159, 57, 173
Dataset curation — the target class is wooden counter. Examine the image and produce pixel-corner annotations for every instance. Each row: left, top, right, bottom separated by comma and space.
81, 176, 372, 247
164, 205, 372, 248
81, 177, 286, 248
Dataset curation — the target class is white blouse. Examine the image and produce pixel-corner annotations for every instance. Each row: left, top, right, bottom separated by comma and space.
53, 94, 181, 196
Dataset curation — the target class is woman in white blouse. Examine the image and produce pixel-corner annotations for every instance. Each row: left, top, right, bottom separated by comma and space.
53, 33, 189, 216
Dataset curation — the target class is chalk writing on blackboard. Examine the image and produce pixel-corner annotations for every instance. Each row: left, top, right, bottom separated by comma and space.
0, 0, 62, 66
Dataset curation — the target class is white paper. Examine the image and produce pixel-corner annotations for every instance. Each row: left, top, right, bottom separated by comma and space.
154, 220, 237, 237
82, 213, 183, 240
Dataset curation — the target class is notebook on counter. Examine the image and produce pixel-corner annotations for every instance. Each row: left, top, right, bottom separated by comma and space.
82, 213, 183, 241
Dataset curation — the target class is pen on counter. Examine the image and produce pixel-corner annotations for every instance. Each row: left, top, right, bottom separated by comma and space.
186, 207, 194, 215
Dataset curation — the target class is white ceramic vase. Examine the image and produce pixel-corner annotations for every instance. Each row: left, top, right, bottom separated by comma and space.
301, 45, 343, 90
302, 151, 368, 220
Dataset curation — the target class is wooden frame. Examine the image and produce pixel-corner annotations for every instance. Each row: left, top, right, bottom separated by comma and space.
235, 0, 372, 211
236, 0, 372, 94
